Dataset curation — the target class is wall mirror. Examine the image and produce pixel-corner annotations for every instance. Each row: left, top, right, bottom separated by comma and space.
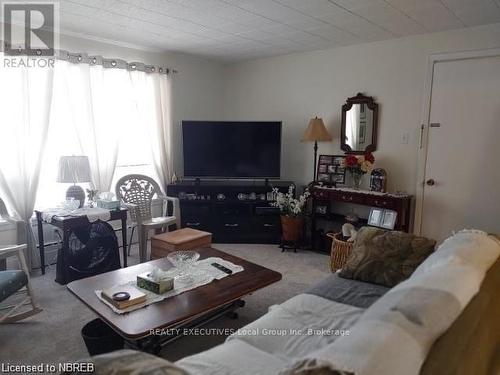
341, 93, 378, 154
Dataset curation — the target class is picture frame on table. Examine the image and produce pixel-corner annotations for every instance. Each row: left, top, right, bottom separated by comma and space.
381, 210, 398, 230
368, 208, 383, 227
317, 154, 347, 187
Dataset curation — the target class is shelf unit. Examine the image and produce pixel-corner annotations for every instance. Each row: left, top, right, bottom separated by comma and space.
167, 181, 293, 244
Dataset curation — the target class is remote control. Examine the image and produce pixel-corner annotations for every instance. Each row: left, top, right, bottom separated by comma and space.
211, 262, 233, 275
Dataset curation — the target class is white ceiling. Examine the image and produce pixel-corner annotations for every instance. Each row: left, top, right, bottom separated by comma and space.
59, 0, 500, 62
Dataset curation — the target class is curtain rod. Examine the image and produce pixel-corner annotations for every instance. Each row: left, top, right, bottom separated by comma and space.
0, 40, 178, 75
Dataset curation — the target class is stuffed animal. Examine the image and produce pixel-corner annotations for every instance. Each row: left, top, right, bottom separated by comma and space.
342, 223, 358, 242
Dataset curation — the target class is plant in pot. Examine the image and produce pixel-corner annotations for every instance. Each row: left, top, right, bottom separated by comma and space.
345, 153, 375, 189
272, 186, 310, 242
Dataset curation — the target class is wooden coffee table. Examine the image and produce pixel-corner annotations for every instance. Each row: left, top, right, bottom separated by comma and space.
67, 247, 282, 353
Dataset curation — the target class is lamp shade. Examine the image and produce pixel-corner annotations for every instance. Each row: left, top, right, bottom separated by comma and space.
301, 117, 332, 142
57, 156, 92, 183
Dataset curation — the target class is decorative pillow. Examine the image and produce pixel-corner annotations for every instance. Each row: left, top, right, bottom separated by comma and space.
339, 227, 436, 287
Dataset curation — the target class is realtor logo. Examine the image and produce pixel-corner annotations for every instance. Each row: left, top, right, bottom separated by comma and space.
2, 2, 57, 56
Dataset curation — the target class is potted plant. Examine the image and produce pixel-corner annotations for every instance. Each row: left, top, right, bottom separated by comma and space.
272, 186, 310, 242
345, 153, 375, 189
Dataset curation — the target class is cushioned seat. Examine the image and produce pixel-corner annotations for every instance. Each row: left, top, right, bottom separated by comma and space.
177, 338, 289, 375
0, 270, 28, 303
307, 273, 389, 308
227, 294, 363, 360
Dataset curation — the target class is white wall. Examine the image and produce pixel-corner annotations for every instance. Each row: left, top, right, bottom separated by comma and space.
222, 23, 500, 192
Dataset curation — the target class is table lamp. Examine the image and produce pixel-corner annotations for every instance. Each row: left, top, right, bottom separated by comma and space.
301, 117, 332, 181
57, 156, 92, 208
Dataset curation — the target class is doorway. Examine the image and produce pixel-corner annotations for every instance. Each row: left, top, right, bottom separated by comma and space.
416, 50, 500, 244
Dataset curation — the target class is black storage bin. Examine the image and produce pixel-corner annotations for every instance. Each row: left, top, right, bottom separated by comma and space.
81, 318, 124, 355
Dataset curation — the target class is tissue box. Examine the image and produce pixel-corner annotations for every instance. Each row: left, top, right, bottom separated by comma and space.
137, 272, 174, 294
97, 199, 121, 210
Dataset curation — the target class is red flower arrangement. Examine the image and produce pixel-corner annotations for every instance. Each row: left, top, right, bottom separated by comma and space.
345, 153, 375, 174
345, 155, 359, 168
364, 152, 375, 163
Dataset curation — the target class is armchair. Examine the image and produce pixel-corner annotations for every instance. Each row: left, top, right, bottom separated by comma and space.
0, 244, 42, 322
115, 175, 180, 263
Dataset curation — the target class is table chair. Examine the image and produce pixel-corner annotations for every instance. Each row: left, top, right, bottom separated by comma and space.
115, 174, 180, 263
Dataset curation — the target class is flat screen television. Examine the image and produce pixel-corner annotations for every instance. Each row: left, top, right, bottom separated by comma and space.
182, 121, 281, 178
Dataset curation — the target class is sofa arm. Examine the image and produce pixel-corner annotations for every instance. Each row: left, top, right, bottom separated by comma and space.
61, 350, 190, 375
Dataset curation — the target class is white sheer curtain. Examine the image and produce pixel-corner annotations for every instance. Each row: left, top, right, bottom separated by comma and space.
129, 71, 173, 190
59, 61, 133, 192
37, 62, 173, 208
0, 54, 54, 268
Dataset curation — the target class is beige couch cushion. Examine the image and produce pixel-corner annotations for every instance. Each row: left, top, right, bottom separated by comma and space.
227, 294, 362, 360
176, 339, 289, 375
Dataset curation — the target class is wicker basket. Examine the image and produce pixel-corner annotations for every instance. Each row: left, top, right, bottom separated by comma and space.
327, 232, 353, 272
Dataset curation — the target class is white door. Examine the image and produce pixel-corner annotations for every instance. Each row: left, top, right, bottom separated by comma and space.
421, 55, 500, 244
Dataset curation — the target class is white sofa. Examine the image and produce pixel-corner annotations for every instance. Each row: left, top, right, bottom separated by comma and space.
83, 230, 500, 375
176, 230, 500, 375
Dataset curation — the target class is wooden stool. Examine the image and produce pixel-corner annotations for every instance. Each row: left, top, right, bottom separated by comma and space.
151, 228, 212, 260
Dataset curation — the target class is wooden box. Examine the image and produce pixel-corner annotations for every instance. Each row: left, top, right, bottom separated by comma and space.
151, 228, 212, 260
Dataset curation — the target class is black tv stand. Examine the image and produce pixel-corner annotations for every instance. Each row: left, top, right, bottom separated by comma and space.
167, 180, 293, 243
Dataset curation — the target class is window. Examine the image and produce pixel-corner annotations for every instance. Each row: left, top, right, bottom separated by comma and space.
35, 61, 161, 209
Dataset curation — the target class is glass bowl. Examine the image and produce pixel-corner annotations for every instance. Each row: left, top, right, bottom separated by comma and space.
167, 250, 200, 271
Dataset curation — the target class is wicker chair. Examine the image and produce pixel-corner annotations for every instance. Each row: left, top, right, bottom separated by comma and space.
115, 175, 180, 263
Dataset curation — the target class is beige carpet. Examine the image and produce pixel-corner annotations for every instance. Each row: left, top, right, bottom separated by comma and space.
0, 243, 329, 367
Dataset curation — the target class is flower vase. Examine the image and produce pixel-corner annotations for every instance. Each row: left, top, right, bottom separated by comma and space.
351, 172, 363, 190
280, 216, 304, 242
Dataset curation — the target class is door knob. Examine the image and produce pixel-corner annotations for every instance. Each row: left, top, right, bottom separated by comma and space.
426, 179, 435, 186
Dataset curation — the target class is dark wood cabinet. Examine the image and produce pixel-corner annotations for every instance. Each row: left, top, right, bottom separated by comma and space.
167, 181, 293, 243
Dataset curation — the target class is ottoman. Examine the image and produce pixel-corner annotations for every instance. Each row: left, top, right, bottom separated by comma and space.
151, 228, 212, 260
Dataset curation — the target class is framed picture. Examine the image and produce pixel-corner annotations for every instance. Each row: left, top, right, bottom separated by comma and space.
332, 156, 345, 167
317, 154, 347, 187
368, 208, 383, 227
381, 210, 398, 230
319, 155, 333, 164
333, 174, 345, 183
317, 173, 330, 182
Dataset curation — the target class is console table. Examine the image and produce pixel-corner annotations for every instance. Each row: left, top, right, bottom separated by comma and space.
310, 186, 412, 250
